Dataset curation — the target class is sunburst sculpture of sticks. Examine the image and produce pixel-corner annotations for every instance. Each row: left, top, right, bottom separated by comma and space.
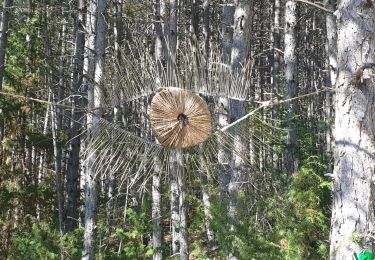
83, 45, 280, 189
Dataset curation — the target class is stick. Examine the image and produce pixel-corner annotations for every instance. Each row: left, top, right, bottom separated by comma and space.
220, 88, 333, 132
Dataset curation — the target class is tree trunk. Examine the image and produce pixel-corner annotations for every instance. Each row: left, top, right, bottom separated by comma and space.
0, 0, 12, 92
229, 1, 251, 259
222, 1, 234, 63
284, 0, 298, 176
170, 150, 188, 260
200, 156, 215, 248
66, 0, 86, 233
324, 0, 337, 173
202, 0, 210, 57
329, 0, 375, 258
0, 0, 13, 157
83, 0, 107, 259
152, 1, 164, 259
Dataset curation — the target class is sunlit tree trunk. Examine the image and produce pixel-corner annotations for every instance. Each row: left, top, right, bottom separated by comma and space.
284, 0, 298, 176
324, 0, 337, 173
329, 0, 375, 258
83, 0, 107, 259
229, 1, 251, 259
152, 1, 164, 259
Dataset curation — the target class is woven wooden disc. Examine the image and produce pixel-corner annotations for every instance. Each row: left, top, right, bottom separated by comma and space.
149, 87, 212, 149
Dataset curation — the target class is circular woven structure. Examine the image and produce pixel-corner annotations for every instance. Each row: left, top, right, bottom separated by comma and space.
149, 87, 212, 149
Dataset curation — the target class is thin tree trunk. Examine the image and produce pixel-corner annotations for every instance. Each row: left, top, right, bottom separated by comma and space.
329, 0, 375, 258
0, 0, 12, 92
284, 0, 298, 176
0, 0, 13, 158
66, 0, 86, 233
222, 1, 234, 63
51, 100, 65, 235
152, 1, 164, 259
324, 0, 337, 173
83, 0, 107, 259
199, 157, 215, 248
170, 150, 188, 260
202, 0, 210, 57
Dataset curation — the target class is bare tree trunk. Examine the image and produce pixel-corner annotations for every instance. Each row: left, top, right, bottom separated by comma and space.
199, 157, 215, 248
51, 100, 65, 236
228, 1, 251, 259
202, 0, 210, 57
152, 1, 164, 259
0, 0, 12, 92
170, 150, 188, 260
222, 1, 234, 63
83, 0, 107, 259
218, 1, 234, 199
324, 0, 337, 173
272, 0, 281, 93
166, 1, 188, 258
167, 0, 177, 84
284, 0, 298, 176
0, 0, 13, 158
329, 0, 375, 258
66, 0, 86, 233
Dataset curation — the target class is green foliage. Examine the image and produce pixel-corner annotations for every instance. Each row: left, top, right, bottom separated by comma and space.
274, 157, 332, 259
97, 199, 153, 259
9, 219, 84, 260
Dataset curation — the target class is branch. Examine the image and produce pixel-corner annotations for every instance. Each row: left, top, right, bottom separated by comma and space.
296, 0, 334, 13
219, 88, 333, 132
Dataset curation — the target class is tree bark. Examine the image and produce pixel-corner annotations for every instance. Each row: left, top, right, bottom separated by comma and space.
284, 0, 299, 176
66, 0, 86, 233
170, 150, 188, 260
202, 0, 210, 57
329, 0, 375, 258
0, 0, 13, 156
83, 0, 107, 259
222, 1, 234, 63
0, 0, 12, 92
152, 1, 164, 259
324, 0, 337, 173
228, 1, 251, 259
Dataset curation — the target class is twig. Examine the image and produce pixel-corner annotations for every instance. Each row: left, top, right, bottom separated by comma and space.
0, 91, 92, 112
220, 88, 333, 132
296, 0, 334, 13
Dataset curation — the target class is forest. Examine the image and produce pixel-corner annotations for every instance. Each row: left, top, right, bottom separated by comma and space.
0, 0, 374, 259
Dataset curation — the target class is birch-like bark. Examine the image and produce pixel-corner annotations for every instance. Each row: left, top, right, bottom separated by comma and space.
170, 150, 188, 260
284, 0, 298, 176
229, 1, 251, 259
200, 157, 215, 247
324, 0, 337, 173
66, 0, 86, 233
167, 1, 188, 258
83, 0, 107, 259
329, 0, 375, 258
152, 1, 164, 259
